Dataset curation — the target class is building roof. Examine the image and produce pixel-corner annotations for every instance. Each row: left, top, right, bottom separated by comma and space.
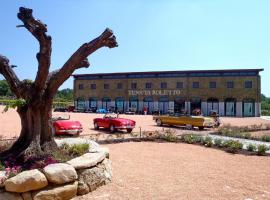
73, 68, 264, 79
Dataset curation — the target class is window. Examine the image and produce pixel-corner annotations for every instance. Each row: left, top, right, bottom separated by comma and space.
104, 83, 109, 89
90, 84, 96, 90
176, 82, 183, 89
145, 82, 152, 89
131, 82, 137, 89
227, 81, 234, 89
192, 82, 199, 88
117, 83, 123, 89
78, 84, 84, 90
209, 81, 216, 89
161, 82, 167, 89
245, 81, 252, 88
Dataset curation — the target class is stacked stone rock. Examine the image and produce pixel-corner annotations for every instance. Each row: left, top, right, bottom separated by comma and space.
0, 146, 111, 200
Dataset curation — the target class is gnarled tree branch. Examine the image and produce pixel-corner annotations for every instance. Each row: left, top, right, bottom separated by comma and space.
47, 28, 118, 96
17, 7, 52, 93
0, 55, 23, 98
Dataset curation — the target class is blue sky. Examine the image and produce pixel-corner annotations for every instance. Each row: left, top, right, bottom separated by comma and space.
0, 1, 269, 96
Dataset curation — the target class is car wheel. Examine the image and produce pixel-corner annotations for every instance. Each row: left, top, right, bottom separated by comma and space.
109, 124, 115, 133
198, 126, 204, 130
94, 122, 99, 130
185, 124, 193, 130
156, 119, 163, 126
127, 128, 133, 133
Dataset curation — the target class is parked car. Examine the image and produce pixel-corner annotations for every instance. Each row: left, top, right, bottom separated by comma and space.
93, 113, 136, 133
52, 115, 83, 136
153, 113, 216, 130
125, 108, 136, 115
84, 107, 97, 113
67, 106, 75, 112
96, 108, 108, 113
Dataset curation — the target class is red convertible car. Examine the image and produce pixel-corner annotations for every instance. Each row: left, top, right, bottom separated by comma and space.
52, 115, 83, 136
93, 113, 136, 133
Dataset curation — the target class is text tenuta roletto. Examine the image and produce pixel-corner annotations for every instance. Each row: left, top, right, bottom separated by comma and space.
128, 90, 181, 96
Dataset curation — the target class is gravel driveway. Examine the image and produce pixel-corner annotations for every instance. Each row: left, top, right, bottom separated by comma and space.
73, 142, 270, 200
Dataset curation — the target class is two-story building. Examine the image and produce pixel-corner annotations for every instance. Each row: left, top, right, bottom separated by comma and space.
73, 69, 263, 117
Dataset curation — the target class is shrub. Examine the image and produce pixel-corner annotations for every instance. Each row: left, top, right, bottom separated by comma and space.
160, 129, 178, 142
257, 145, 268, 156
0, 162, 4, 171
182, 134, 202, 144
223, 140, 243, 153
52, 142, 90, 162
202, 136, 213, 147
261, 135, 270, 142
4, 166, 22, 178
261, 110, 270, 116
247, 144, 257, 152
67, 143, 90, 156
214, 138, 223, 147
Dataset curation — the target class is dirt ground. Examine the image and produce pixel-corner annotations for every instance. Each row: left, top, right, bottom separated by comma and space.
0, 105, 270, 139
73, 142, 270, 200
1, 106, 270, 199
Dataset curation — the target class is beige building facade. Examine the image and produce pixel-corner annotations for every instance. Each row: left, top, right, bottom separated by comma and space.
73, 69, 263, 117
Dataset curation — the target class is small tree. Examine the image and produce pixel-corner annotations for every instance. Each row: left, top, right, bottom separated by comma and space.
0, 7, 117, 159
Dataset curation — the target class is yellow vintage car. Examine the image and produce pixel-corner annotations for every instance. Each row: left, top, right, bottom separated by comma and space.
153, 113, 216, 130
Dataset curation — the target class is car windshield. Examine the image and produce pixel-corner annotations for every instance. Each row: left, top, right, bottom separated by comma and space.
104, 113, 118, 118
52, 114, 70, 121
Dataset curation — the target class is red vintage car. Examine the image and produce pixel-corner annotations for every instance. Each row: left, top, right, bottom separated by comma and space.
93, 113, 136, 133
52, 115, 83, 136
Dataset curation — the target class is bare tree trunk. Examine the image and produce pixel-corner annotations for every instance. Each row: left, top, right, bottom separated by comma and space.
0, 7, 117, 160
1, 105, 42, 158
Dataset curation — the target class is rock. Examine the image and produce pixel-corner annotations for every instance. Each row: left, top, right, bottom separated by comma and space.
0, 192, 23, 200
43, 163, 77, 184
67, 152, 105, 169
0, 171, 7, 188
32, 181, 78, 200
77, 181, 89, 195
89, 147, 110, 158
55, 138, 99, 150
5, 169, 48, 193
77, 158, 112, 192
21, 192, 32, 200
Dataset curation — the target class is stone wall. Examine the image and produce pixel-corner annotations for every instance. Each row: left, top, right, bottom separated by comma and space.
0, 145, 111, 200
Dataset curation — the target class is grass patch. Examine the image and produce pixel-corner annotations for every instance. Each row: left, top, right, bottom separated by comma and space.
53, 142, 90, 162
202, 136, 213, 147
181, 134, 202, 144
257, 145, 268, 156
247, 144, 257, 152
223, 140, 243, 153
214, 138, 223, 147
215, 124, 270, 142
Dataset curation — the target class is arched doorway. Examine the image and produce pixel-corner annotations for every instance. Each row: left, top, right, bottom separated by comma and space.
129, 96, 138, 113
225, 98, 236, 116
174, 97, 185, 113
207, 98, 219, 115
191, 97, 201, 114
115, 97, 125, 113
102, 97, 111, 110
77, 97, 85, 110
158, 96, 169, 114
243, 98, 255, 117
89, 97, 97, 108
143, 96, 154, 114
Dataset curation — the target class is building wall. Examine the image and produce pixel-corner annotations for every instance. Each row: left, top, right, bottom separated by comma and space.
73, 71, 261, 117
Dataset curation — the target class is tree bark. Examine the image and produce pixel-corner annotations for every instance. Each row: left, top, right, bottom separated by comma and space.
0, 7, 117, 160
